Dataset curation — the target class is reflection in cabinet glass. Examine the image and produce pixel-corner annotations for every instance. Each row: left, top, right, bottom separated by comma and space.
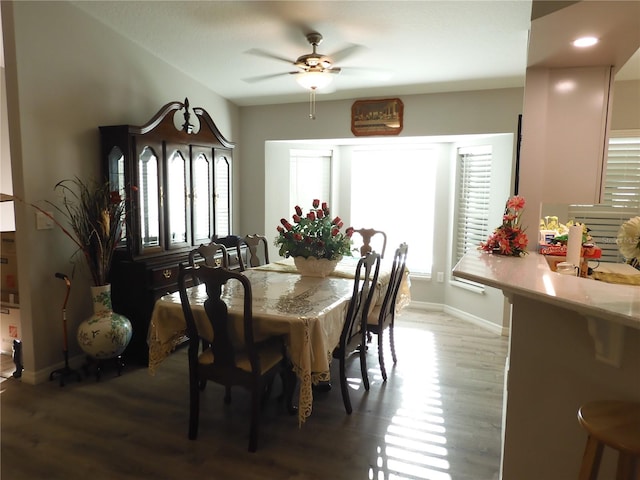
108, 146, 127, 244
193, 153, 212, 243
139, 146, 160, 249
168, 149, 188, 247
215, 153, 231, 238
99, 98, 235, 363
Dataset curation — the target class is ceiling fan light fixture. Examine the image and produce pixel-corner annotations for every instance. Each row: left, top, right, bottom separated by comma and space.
573, 36, 598, 48
296, 71, 334, 90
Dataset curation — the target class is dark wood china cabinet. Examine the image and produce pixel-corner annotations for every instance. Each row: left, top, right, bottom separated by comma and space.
101, 98, 236, 363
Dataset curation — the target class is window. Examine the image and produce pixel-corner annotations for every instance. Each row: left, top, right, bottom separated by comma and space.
568, 132, 640, 263
290, 149, 332, 209
454, 146, 492, 265
351, 147, 436, 275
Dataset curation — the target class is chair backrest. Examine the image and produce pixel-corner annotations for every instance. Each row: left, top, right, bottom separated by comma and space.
352, 228, 388, 258
188, 242, 229, 269
212, 235, 246, 271
178, 263, 256, 370
376, 243, 408, 325
243, 234, 270, 268
340, 252, 382, 346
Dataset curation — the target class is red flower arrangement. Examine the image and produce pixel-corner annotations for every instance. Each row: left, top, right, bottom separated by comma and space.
480, 195, 528, 256
275, 199, 353, 260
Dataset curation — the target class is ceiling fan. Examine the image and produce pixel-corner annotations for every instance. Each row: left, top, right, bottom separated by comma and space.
245, 32, 364, 119
292, 32, 341, 77
244, 32, 358, 87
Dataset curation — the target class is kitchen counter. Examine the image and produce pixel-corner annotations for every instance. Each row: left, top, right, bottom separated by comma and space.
452, 251, 640, 480
453, 251, 640, 329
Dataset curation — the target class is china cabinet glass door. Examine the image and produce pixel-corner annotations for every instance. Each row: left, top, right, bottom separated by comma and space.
167, 148, 190, 248
107, 146, 127, 246
192, 148, 213, 244
214, 150, 231, 237
138, 145, 161, 252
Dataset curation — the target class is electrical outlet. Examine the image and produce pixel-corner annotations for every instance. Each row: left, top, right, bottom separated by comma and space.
437, 272, 444, 283
36, 211, 54, 230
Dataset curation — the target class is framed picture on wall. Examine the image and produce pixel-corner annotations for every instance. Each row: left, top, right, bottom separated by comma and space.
351, 98, 404, 136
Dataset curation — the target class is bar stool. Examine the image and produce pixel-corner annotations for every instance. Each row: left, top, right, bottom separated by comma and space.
577, 400, 640, 480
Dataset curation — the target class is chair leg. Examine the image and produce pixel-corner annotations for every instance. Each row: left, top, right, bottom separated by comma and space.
389, 321, 398, 364
279, 360, 297, 415
616, 452, 638, 480
248, 383, 261, 452
578, 436, 604, 480
188, 374, 200, 440
224, 385, 232, 404
378, 331, 387, 382
339, 349, 353, 414
360, 329, 370, 391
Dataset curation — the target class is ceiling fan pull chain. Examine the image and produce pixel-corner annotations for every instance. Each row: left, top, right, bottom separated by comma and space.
309, 88, 317, 120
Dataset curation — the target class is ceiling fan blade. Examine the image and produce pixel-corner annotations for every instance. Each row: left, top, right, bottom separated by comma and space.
243, 72, 292, 84
339, 67, 393, 81
329, 44, 367, 63
244, 48, 294, 65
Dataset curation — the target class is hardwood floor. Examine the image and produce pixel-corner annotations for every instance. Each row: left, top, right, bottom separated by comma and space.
1, 309, 508, 480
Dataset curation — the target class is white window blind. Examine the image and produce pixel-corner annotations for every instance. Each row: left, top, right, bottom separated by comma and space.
569, 133, 640, 263
454, 146, 492, 264
290, 149, 332, 210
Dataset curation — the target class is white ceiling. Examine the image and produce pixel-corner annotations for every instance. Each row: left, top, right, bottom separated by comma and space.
70, 0, 534, 106
7, 1, 640, 108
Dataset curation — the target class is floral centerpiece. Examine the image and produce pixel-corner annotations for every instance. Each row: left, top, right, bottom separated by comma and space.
479, 195, 528, 256
617, 216, 640, 269
276, 199, 353, 260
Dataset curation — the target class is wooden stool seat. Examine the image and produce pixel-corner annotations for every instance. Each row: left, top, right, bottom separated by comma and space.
577, 400, 640, 480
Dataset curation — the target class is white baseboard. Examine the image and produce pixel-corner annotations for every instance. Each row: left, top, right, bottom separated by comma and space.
444, 304, 509, 336
406, 301, 509, 336
403, 301, 443, 312
22, 353, 86, 385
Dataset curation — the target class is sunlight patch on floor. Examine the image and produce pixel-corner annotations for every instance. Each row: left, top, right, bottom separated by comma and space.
369, 328, 451, 480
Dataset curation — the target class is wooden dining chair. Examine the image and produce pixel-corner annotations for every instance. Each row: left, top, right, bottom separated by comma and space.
188, 242, 229, 269
177, 263, 291, 452
352, 228, 388, 258
336, 252, 381, 412
243, 234, 270, 268
364, 242, 408, 385
212, 235, 246, 271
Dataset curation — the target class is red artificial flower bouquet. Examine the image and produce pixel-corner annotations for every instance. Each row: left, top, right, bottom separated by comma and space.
480, 195, 528, 256
275, 199, 353, 260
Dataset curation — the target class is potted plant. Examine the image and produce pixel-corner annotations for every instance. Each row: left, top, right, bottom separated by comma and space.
14, 177, 132, 360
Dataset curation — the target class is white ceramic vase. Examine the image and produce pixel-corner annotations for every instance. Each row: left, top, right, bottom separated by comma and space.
293, 256, 340, 278
77, 284, 132, 360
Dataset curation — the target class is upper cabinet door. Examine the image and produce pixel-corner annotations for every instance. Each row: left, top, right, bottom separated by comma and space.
107, 146, 128, 248
166, 145, 191, 249
137, 143, 163, 254
214, 149, 232, 238
191, 146, 214, 245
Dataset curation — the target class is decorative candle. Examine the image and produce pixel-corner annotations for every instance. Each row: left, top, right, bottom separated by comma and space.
566, 224, 582, 269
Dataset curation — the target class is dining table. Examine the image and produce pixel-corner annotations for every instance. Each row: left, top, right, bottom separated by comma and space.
147, 256, 410, 425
